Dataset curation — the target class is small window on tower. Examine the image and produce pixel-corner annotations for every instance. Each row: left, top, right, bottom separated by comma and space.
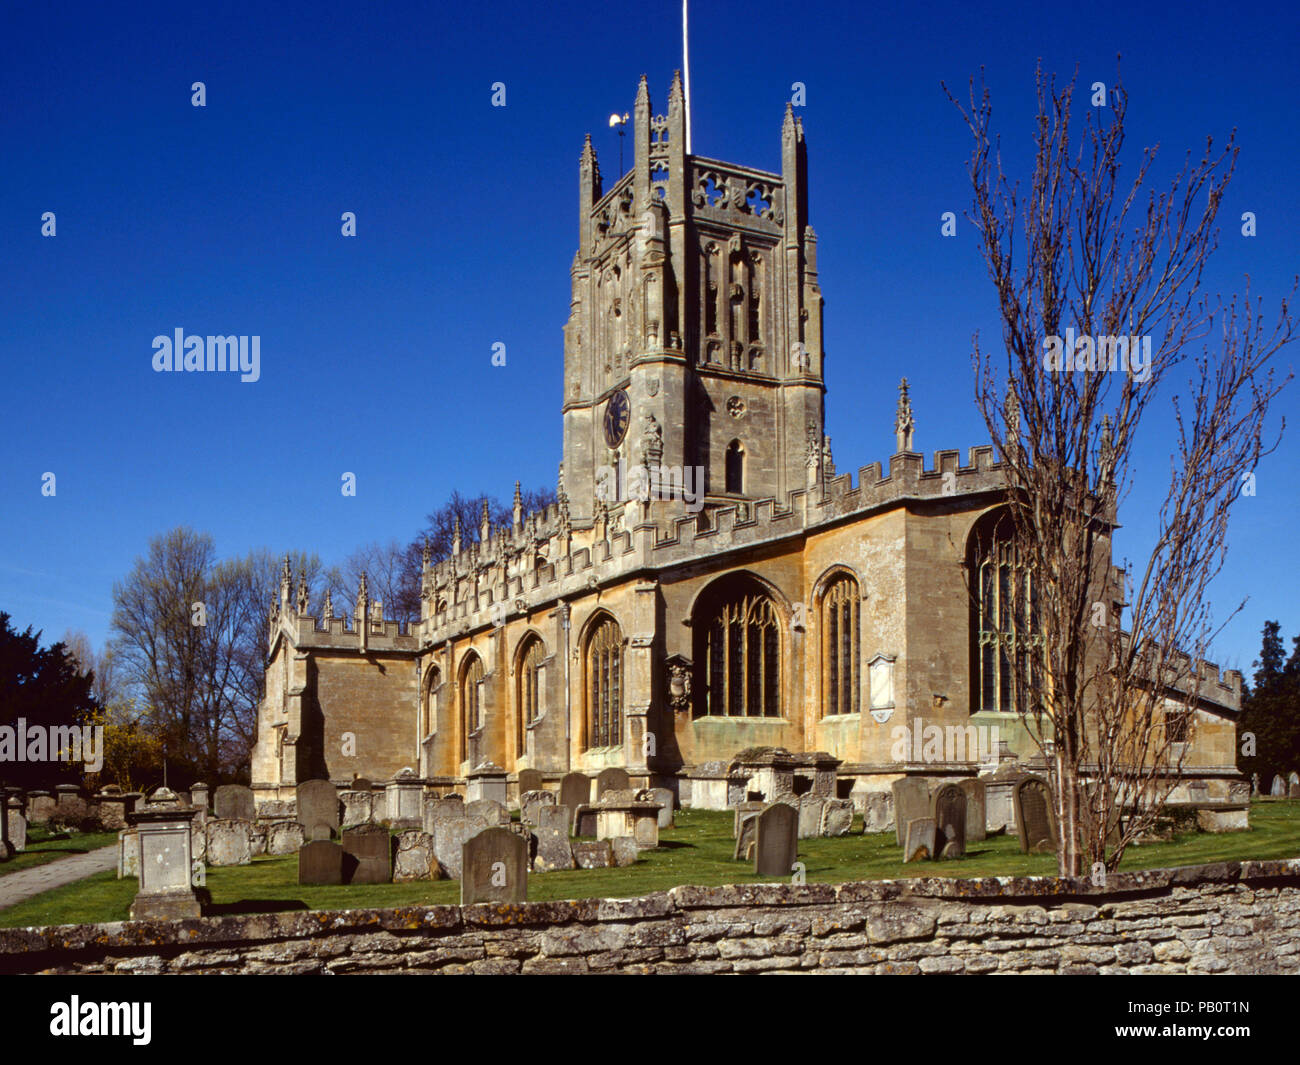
725, 440, 744, 495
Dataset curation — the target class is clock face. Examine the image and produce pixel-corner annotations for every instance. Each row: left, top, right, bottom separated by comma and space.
603, 389, 631, 448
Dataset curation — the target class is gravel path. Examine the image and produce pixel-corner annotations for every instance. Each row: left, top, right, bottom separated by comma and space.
0, 845, 118, 911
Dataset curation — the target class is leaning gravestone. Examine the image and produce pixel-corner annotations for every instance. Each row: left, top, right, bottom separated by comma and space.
960, 779, 987, 843
861, 791, 893, 835
644, 787, 675, 829
213, 785, 255, 822
296, 779, 341, 840
904, 817, 936, 862
517, 769, 544, 798
754, 801, 798, 877
733, 801, 765, 838
462, 826, 528, 905
892, 778, 930, 846
931, 784, 967, 859
342, 824, 391, 884
1014, 775, 1058, 855
596, 767, 630, 798
299, 839, 344, 885
733, 811, 759, 861
560, 772, 591, 819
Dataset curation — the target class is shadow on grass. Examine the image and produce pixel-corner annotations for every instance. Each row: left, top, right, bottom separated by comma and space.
655, 840, 695, 850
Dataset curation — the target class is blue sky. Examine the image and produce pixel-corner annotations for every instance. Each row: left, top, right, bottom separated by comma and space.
1, 0, 1297, 678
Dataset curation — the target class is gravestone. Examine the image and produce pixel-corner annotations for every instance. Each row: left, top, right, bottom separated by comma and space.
5, 797, 26, 853
860, 791, 893, 835
118, 827, 139, 878
393, 830, 438, 881
596, 767, 630, 798
1270, 775, 1286, 797
571, 840, 613, 868
931, 784, 967, 859
205, 819, 252, 866
1252, 773, 1260, 796
538, 804, 571, 836
1291, 780, 1300, 800
214, 785, 255, 822
820, 798, 854, 838
465, 798, 509, 826
797, 794, 827, 839
531, 820, 575, 872
249, 822, 269, 856
266, 821, 306, 855
296, 779, 341, 840
433, 816, 470, 879
341, 790, 373, 828
1014, 775, 1058, 854
27, 791, 55, 824
126, 803, 202, 920
732, 801, 765, 838
904, 817, 936, 862
611, 836, 639, 867
299, 839, 345, 885
351, 776, 374, 792
753, 801, 798, 877
644, 787, 675, 828
342, 824, 391, 884
733, 811, 759, 861
960, 779, 987, 842
572, 805, 597, 837
891, 778, 930, 846
462, 826, 528, 905
560, 772, 591, 818
425, 794, 464, 835
520, 790, 556, 826
517, 769, 544, 798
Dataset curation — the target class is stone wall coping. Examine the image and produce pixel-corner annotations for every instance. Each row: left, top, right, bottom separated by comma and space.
1, 857, 1296, 962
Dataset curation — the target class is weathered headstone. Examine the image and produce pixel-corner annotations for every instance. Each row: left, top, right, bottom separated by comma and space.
753, 801, 798, 877
520, 790, 556, 826
299, 839, 345, 885
267, 821, 306, 855
433, 815, 470, 879
296, 779, 341, 840
531, 820, 575, 872
341, 789, 373, 828
860, 791, 893, 834
425, 794, 464, 834
118, 827, 139, 878
462, 826, 528, 905
393, 830, 438, 881
596, 767, 630, 798
932, 784, 967, 859
572, 804, 597, 837
126, 802, 202, 920
342, 824, 391, 884
904, 817, 936, 862
959, 779, 987, 842
1270, 775, 1286, 797
538, 804, 571, 836
1291, 781, 1300, 801
644, 787, 675, 828
797, 794, 827, 839
1252, 772, 1260, 796
465, 798, 510, 826
1014, 775, 1058, 854
571, 840, 613, 868
205, 818, 252, 866
516, 769, 544, 798
733, 811, 759, 861
820, 798, 854, 838
560, 772, 591, 818
610, 836, 639, 867
5, 797, 26, 853
892, 778, 930, 846
732, 801, 765, 838
249, 821, 269, 856
214, 784, 255, 822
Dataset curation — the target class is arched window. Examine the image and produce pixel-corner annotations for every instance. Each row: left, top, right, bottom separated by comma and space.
459, 653, 484, 762
696, 578, 781, 717
516, 634, 545, 755
585, 616, 623, 748
725, 440, 744, 494
421, 666, 441, 738
822, 574, 860, 717
969, 512, 1040, 714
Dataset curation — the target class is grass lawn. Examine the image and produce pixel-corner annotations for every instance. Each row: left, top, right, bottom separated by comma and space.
1, 800, 1296, 930
0, 826, 119, 879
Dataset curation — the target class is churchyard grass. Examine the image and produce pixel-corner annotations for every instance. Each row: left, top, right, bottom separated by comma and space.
0, 826, 119, 878
2, 800, 1296, 929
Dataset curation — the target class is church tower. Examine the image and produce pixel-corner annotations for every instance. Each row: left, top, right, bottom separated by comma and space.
561, 74, 826, 522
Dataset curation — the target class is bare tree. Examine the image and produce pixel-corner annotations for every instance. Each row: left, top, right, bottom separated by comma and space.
946, 62, 1294, 874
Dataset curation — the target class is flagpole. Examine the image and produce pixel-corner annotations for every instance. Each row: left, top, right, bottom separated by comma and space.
682, 0, 692, 154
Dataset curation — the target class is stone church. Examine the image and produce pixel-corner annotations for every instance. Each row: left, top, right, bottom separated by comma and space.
250, 74, 1244, 813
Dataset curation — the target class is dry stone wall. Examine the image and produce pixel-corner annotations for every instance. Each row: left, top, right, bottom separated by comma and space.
1, 859, 1296, 975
